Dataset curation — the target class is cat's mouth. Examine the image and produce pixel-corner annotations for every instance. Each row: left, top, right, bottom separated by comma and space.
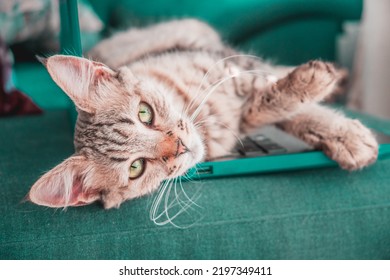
168, 133, 205, 178
187, 140, 204, 171
189, 140, 205, 164
187, 123, 206, 165
175, 138, 190, 158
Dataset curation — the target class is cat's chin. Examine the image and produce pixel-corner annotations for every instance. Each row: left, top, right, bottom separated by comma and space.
168, 138, 205, 179
188, 130, 206, 165
169, 157, 198, 179
191, 141, 205, 165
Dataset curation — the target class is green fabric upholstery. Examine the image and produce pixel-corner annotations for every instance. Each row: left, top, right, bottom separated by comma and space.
4, 0, 389, 260
1, 110, 390, 259
89, 0, 362, 64
13, 63, 70, 109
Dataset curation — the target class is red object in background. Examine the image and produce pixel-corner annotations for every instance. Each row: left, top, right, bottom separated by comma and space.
0, 88, 43, 116
0, 38, 42, 117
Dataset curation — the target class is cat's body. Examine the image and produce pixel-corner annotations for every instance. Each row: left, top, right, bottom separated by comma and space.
28, 19, 378, 209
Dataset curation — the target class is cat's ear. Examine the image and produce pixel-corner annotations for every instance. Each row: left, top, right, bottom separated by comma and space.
27, 155, 100, 208
39, 55, 115, 113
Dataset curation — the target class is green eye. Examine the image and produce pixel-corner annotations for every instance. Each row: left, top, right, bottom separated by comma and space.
138, 102, 153, 125
129, 158, 145, 179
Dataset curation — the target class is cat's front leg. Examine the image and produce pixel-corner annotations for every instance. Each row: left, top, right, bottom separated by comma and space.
241, 60, 344, 132
278, 104, 378, 170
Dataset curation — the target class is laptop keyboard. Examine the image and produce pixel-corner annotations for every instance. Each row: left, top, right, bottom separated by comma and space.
236, 134, 287, 156
207, 125, 314, 162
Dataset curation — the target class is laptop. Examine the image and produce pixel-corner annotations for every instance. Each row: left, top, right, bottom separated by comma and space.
186, 112, 390, 179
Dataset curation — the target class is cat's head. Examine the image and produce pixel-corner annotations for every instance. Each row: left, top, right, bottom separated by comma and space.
28, 55, 205, 209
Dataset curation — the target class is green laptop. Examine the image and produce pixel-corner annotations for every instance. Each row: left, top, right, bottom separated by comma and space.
187, 122, 390, 179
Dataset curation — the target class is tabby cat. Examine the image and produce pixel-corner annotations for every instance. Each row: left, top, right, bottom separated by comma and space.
28, 19, 378, 209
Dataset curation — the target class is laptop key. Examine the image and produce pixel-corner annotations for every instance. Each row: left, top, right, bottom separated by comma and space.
263, 144, 287, 154
251, 134, 267, 141
249, 135, 287, 154
236, 138, 266, 156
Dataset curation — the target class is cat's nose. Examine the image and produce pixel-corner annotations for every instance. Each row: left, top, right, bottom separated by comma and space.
175, 138, 189, 157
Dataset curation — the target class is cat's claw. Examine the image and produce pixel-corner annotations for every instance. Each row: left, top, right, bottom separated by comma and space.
322, 120, 379, 171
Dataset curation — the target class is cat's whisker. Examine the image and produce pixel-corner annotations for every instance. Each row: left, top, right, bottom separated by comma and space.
182, 55, 241, 117
152, 178, 185, 223
194, 119, 220, 127
166, 190, 202, 229
173, 178, 199, 216
158, 180, 192, 228
163, 178, 174, 218
173, 178, 186, 209
178, 176, 203, 209
182, 54, 265, 118
194, 115, 233, 130
172, 176, 198, 212
194, 118, 214, 127
192, 111, 221, 125
181, 170, 198, 183
195, 118, 244, 148
190, 74, 238, 122
189, 70, 271, 122
181, 165, 203, 184
149, 180, 167, 221
150, 173, 203, 228
62, 47, 80, 57
149, 178, 172, 222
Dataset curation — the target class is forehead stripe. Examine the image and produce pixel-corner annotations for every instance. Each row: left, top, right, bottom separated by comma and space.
117, 118, 134, 125
83, 145, 108, 156
109, 156, 128, 163
80, 146, 128, 163
93, 122, 116, 127
77, 119, 133, 129
112, 128, 130, 138
95, 135, 127, 146
148, 69, 190, 104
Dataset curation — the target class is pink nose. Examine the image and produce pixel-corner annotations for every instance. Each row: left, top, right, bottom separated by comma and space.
176, 138, 189, 157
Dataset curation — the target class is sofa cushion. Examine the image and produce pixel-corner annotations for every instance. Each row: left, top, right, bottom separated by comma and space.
88, 0, 362, 64
13, 63, 69, 109
1, 110, 390, 259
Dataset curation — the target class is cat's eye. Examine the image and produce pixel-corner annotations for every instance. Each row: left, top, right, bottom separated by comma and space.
129, 158, 145, 179
138, 102, 153, 125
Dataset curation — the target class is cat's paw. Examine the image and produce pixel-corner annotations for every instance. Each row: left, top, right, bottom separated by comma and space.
322, 120, 378, 170
285, 60, 340, 102
324, 67, 349, 102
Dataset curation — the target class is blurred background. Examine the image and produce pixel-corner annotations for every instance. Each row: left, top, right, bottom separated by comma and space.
1, 0, 389, 119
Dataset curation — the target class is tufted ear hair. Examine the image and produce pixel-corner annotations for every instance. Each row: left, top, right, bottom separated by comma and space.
38, 55, 116, 114
27, 155, 100, 208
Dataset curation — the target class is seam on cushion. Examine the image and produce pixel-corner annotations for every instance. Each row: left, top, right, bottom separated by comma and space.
200, 202, 390, 227
2, 203, 390, 246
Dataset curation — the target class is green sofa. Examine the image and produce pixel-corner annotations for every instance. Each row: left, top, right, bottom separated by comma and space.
3, 0, 390, 260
